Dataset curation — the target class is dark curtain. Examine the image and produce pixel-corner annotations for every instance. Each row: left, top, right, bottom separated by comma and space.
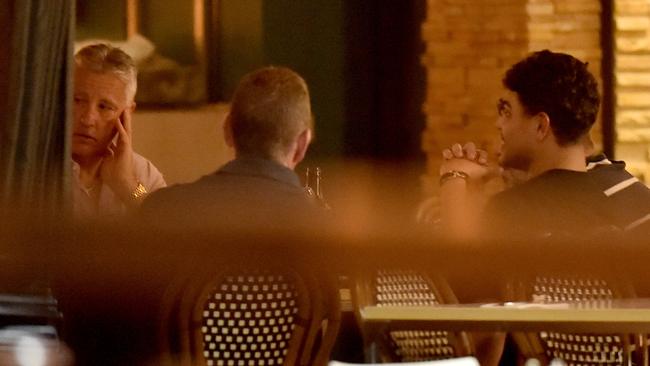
0, 0, 73, 214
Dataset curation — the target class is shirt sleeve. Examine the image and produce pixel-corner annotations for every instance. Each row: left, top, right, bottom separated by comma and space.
133, 153, 167, 194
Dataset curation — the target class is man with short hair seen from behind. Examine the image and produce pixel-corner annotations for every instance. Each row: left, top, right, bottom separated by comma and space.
141, 66, 321, 230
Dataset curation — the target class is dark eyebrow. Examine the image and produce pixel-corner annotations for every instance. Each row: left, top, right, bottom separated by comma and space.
497, 98, 511, 110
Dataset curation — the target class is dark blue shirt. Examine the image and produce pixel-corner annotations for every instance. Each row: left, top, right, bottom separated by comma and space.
140, 158, 323, 231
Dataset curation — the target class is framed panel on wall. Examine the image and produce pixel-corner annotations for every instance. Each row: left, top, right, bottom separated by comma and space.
76, 0, 221, 107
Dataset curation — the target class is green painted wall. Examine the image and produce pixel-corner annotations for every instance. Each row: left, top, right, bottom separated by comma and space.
217, 0, 265, 99
76, 0, 126, 40
217, 0, 344, 157
262, 0, 345, 157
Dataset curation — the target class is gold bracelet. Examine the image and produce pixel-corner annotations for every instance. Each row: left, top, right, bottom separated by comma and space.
439, 170, 469, 186
131, 182, 148, 200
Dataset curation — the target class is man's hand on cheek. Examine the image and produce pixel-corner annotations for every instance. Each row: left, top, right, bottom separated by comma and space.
100, 109, 138, 205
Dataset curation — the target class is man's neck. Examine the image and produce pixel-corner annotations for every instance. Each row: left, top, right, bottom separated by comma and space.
73, 155, 103, 187
527, 144, 587, 179
235, 153, 294, 170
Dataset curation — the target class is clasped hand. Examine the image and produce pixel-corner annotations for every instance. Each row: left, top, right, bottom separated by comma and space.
440, 142, 491, 182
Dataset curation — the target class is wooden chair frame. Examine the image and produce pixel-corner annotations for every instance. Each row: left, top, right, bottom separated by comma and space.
509, 272, 639, 366
158, 260, 340, 366
352, 267, 474, 363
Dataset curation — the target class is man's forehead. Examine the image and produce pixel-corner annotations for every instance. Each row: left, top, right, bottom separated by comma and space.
75, 66, 118, 80
74, 68, 129, 99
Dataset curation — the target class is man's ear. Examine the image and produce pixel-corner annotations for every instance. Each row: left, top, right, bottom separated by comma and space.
289, 128, 313, 169
223, 114, 235, 148
535, 112, 552, 142
129, 102, 137, 113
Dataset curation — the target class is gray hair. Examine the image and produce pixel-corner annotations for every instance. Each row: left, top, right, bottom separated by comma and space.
74, 43, 138, 101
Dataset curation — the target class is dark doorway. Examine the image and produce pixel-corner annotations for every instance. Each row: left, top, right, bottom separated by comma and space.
342, 1, 427, 161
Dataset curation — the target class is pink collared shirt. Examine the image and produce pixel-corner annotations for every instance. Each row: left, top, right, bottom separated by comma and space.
72, 152, 166, 219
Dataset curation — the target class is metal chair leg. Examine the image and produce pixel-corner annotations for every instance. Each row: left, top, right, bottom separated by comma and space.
365, 341, 379, 363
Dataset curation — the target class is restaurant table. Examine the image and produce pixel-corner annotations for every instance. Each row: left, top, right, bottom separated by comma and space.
360, 299, 650, 365
360, 299, 650, 333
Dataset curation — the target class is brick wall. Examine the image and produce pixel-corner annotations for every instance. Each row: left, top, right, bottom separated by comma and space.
615, 0, 650, 180
421, 0, 603, 194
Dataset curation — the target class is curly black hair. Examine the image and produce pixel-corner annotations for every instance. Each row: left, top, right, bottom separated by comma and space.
503, 50, 600, 146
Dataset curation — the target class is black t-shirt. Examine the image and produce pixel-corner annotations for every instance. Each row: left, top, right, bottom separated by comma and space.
482, 169, 615, 238
587, 156, 650, 232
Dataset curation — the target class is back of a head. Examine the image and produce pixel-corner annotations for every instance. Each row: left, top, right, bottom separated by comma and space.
503, 50, 600, 146
74, 43, 138, 101
229, 66, 312, 160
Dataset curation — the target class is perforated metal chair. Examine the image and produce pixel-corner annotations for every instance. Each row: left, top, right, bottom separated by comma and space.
511, 274, 638, 366
196, 270, 309, 366
353, 268, 473, 363
159, 264, 340, 366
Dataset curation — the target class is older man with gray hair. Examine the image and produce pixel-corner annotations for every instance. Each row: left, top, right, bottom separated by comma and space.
72, 43, 166, 219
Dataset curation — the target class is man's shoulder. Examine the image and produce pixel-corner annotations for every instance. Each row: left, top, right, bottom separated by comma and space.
486, 170, 603, 219
132, 151, 167, 190
485, 180, 540, 225
489, 170, 572, 203
586, 158, 650, 231
139, 170, 324, 229
132, 151, 157, 170
138, 174, 216, 223
143, 174, 215, 204
525, 169, 597, 196
483, 170, 609, 238
587, 157, 650, 197
588, 159, 640, 184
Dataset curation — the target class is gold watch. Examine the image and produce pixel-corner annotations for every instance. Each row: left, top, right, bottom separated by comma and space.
131, 182, 148, 200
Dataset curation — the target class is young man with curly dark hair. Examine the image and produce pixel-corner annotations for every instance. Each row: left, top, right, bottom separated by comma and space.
439, 50, 650, 239
436, 49, 650, 366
